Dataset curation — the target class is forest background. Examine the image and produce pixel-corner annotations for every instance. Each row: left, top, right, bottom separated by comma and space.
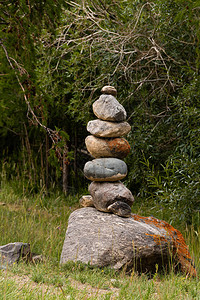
0, 0, 200, 228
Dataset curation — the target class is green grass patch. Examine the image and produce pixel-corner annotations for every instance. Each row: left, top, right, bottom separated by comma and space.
0, 180, 200, 299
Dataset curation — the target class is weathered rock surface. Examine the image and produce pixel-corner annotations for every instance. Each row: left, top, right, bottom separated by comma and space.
79, 195, 94, 207
87, 119, 131, 138
101, 85, 117, 96
60, 208, 196, 276
85, 135, 130, 159
0, 243, 31, 269
89, 181, 134, 214
107, 201, 132, 217
84, 158, 127, 181
93, 95, 127, 122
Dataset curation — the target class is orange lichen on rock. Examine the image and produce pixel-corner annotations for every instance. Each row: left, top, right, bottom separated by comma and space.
108, 138, 130, 158
132, 214, 197, 277
145, 233, 171, 247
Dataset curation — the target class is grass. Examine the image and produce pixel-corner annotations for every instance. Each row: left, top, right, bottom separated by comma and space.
0, 180, 200, 299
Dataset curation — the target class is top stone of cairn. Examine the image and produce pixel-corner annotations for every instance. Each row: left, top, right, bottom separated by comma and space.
101, 85, 117, 96
93, 91, 127, 122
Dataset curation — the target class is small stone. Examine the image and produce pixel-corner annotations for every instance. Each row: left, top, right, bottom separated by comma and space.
93, 95, 126, 122
32, 254, 44, 264
85, 135, 130, 159
87, 119, 131, 138
89, 181, 134, 213
101, 85, 117, 96
79, 195, 94, 207
84, 158, 127, 181
108, 201, 132, 218
110, 279, 117, 284
0, 243, 31, 269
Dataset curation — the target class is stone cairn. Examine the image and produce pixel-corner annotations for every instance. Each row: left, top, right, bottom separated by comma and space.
60, 86, 196, 277
80, 85, 134, 217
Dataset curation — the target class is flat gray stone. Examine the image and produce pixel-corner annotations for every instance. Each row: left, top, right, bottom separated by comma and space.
83, 158, 127, 181
85, 135, 130, 159
0, 243, 31, 269
89, 181, 134, 213
93, 95, 126, 122
87, 119, 131, 138
60, 208, 196, 276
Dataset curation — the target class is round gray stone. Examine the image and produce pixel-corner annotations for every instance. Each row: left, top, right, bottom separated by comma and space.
89, 181, 134, 213
93, 95, 127, 122
87, 119, 131, 138
83, 158, 127, 181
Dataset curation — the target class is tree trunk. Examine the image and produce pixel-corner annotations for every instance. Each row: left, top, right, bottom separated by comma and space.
45, 133, 49, 194
74, 128, 78, 188
24, 123, 36, 185
40, 142, 45, 188
63, 144, 69, 195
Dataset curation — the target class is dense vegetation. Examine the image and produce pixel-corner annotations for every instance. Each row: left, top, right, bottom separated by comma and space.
0, 0, 200, 226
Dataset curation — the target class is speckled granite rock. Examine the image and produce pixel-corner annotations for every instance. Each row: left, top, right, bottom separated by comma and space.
60, 208, 196, 276
87, 119, 131, 138
93, 95, 126, 122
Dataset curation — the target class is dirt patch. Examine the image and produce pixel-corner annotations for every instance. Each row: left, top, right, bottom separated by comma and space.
69, 278, 119, 299
1, 270, 119, 299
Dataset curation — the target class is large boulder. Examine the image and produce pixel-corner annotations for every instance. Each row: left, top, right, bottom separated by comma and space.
84, 158, 127, 181
87, 119, 131, 138
85, 136, 130, 159
93, 95, 127, 122
60, 208, 196, 276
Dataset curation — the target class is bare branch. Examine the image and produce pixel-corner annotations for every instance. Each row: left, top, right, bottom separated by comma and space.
0, 39, 59, 145
41, 1, 181, 95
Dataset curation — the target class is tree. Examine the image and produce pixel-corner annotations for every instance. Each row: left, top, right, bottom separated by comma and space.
1, 0, 199, 225
39, 0, 200, 223
0, 0, 70, 193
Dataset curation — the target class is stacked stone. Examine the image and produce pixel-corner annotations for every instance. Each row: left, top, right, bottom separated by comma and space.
61, 86, 196, 277
81, 86, 134, 217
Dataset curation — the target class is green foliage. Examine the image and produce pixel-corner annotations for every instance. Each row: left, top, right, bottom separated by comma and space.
0, 0, 80, 192
0, 0, 200, 224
